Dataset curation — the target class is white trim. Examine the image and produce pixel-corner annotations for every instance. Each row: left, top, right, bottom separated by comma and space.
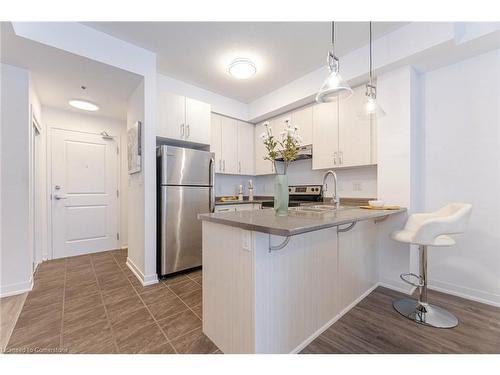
378, 277, 416, 295
126, 257, 158, 286
429, 279, 500, 308
0, 278, 33, 298
289, 283, 379, 354
120, 244, 128, 250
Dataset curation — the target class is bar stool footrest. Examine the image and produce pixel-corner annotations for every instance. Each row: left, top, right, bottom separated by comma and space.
400, 272, 424, 288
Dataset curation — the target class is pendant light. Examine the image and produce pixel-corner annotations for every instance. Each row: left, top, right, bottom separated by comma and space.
365, 22, 385, 117
316, 21, 352, 103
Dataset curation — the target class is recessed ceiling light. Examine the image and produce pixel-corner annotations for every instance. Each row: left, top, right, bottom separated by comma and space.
69, 99, 99, 111
228, 58, 257, 79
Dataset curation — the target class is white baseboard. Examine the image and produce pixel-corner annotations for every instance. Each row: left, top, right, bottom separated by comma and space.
290, 283, 379, 354
126, 257, 158, 287
120, 244, 128, 250
0, 278, 33, 298
378, 276, 416, 295
429, 279, 500, 308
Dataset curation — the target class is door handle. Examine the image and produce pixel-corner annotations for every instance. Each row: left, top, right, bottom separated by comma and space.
54, 195, 67, 200
186, 124, 190, 138
219, 159, 222, 172
180, 123, 185, 137
239, 161, 241, 173
223, 160, 226, 172
334, 152, 338, 165
339, 151, 343, 165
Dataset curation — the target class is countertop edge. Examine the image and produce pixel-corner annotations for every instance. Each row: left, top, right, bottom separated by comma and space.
199, 208, 406, 237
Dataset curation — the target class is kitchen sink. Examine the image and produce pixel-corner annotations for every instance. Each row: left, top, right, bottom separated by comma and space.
289, 205, 349, 213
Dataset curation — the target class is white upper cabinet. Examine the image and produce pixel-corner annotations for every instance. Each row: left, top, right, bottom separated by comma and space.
211, 114, 255, 175
221, 116, 238, 174
237, 121, 255, 175
291, 105, 313, 146
269, 114, 290, 138
210, 113, 223, 173
157, 91, 211, 144
157, 91, 186, 140
312, 101, 339, 170
254, 122, 275, 175
338, 85, 373, 167
185, 97, 211, 144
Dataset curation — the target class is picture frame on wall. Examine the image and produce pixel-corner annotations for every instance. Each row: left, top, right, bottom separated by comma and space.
127, 121, 142, 174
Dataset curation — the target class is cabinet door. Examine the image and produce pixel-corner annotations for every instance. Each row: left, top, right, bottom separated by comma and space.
237, 121, 255, 175
210, 113, 223, 173
254, 122, 274, 175
185, 97, 211, 144
338, 220, 378, 310
338, 85, 372, 167
312, 101, 339, 170
157, 91, 186, 140
269, 114, 290, 138
291, 105, 313, 146
221, 116, 238, 174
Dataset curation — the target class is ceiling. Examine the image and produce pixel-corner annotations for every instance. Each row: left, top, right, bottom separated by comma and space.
1, 22, 142, 120
83, 22, 408, 103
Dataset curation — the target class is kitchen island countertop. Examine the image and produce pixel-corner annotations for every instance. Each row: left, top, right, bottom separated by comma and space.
199, 206, 406, 237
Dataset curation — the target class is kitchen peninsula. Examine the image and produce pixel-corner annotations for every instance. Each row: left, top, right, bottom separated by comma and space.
198, 206, 405, 353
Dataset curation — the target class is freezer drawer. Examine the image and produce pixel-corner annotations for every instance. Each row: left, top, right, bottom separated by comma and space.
159, 185, 211, 276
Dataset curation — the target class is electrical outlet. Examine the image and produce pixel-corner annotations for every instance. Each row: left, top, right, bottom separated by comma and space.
353, 182, 363, 191
241, 230, 251, 251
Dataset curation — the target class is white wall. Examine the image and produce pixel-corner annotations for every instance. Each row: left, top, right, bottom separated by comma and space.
423, 49, 500, 306
375, 65, 421, 293
158, 74, 248, 121
41, 107, 129, 254
126, 80, 148, 282
0, 64, 32, 297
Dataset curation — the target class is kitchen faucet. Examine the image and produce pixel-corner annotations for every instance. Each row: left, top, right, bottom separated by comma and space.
322, 170, 340, 209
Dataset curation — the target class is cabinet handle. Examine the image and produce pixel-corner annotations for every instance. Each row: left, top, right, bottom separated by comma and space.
333, 152, 338, 165
239, 161, 241, 173
186, 124, 190, 138
339, 151, 343, 165
180, 123, 185, 137
219, 159, 222, 171
223, 160, 226, 172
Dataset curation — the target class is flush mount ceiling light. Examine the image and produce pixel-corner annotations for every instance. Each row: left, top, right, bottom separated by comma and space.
316, 21, 352, 103
68, 99, 99, 112
364, 22, 385, 117
228, 58, 257, 79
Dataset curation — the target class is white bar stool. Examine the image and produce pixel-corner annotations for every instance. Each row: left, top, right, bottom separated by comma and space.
391, 203, 472, 328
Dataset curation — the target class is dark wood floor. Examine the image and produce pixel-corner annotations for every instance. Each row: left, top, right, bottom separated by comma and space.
301, 286, 500, 354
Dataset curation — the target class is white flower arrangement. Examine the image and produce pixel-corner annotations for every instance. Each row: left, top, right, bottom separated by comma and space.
261, 119, 301, 174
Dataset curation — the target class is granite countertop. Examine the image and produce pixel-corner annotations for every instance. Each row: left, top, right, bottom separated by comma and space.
199, 206, 406, 237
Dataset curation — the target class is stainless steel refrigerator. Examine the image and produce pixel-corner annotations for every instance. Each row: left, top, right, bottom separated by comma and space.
157, 145, 215, 277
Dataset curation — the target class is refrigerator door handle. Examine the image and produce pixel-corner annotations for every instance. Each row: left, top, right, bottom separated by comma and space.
209, 157, 215, 213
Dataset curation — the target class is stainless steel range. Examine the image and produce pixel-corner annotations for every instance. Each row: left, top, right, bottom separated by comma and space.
261, 185, 323, 208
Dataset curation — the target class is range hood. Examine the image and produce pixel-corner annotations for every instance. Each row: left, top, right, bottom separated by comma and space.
276, 144, 312, 161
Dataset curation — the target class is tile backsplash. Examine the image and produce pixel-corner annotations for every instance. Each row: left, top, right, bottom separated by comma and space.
215, 159, 377, 198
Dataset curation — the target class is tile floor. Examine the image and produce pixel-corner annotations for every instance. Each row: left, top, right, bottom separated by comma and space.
5, 249, 219, 354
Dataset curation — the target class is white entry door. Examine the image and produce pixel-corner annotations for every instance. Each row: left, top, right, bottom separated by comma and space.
51, 129, 119, 259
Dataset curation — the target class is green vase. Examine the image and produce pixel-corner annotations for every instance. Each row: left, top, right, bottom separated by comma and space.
274, 174, 289, 216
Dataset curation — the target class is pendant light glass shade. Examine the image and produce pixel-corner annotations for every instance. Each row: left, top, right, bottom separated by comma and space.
364, 84, 385, 118
364, 22, 385, 117
316, 23, 352, 103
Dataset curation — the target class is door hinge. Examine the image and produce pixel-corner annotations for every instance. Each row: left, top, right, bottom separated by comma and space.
117, 233, 120, 240
116, 189, 119, 198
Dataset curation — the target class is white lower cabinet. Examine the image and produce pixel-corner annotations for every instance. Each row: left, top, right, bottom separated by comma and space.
338, 220, 378, 309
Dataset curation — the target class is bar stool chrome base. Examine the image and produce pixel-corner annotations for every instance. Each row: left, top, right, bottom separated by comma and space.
393, 298, 458, 328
